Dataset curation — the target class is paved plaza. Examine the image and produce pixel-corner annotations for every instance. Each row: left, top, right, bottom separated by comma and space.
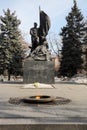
0, 81, 87, 125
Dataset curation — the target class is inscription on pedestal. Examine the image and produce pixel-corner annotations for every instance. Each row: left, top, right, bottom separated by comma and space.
23, 60, 54, 84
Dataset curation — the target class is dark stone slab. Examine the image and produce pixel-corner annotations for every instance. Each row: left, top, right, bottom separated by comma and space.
23, 60, 54, 84
0, 124, 87, 130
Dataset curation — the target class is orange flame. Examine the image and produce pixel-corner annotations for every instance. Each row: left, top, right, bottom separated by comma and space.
36, 96, 40, 100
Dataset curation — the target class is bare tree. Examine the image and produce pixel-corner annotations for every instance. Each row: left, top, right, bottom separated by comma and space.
47, 32, 62, 56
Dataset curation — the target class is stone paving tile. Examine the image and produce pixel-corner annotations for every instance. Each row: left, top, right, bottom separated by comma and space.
1, 117, 87, 124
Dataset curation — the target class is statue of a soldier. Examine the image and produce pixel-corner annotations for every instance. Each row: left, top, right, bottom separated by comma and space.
30, 22, 39, 52
29, 10, 51, 61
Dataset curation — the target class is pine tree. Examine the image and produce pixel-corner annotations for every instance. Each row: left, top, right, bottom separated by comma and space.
82, 21, 87, 73
0, 9, 24, 80
59, 0, 85, 77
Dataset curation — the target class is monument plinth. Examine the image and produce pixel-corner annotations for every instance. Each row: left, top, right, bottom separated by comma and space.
23, 60, 54, 84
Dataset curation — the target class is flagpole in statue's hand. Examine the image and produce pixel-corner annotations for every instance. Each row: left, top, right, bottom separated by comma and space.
39, 6, 41, 26
39, 6, 41, 13
39, 6, 41, 32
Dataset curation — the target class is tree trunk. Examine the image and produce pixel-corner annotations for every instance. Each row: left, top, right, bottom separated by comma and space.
8, 69, 10, 81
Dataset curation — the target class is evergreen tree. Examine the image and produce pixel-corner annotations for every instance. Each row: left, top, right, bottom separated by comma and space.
59, 0, 85, 77
83, 21, 87, 45
83, 21, 87, 73
0, 9, 24, 80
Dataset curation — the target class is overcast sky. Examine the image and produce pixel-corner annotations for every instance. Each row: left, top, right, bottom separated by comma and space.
0, 0, 87, 43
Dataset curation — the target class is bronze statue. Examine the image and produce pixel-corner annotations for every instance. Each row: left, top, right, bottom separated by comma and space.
29, 9, 51, 61
30, 22, 39, 52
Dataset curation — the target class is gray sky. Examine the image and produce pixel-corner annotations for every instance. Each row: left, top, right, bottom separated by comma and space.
0, 0, 87, 43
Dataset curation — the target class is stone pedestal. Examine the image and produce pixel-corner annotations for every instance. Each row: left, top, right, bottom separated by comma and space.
23, 60, 54, 84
